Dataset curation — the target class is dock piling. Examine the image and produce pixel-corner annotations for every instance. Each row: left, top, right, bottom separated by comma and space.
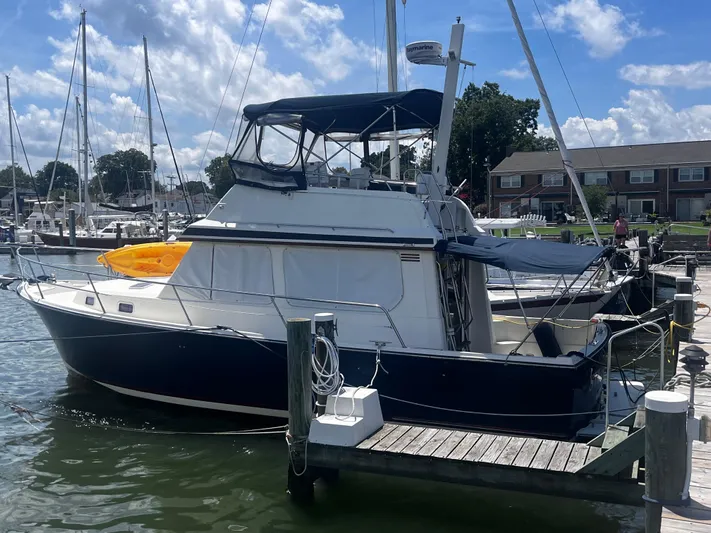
116, 222, 122, 248
162, 209, 169, 241
644, 391, 689, 533
286, 317, 314, 503
68, 209, 76, 247
57, 221, 64, 246
674, 293, 694, 346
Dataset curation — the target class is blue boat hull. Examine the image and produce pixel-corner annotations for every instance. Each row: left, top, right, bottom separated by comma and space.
30, 300, 607, 438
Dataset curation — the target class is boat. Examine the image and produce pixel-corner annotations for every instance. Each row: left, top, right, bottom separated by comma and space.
16, 19, 615, 439
37, 216, 159, 249
97, 241, 191, 277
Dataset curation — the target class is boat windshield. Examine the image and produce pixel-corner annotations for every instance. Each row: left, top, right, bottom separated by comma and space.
229, 89, 443, 192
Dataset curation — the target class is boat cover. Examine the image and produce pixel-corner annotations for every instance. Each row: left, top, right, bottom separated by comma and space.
435, 235, 613, 275
242, 89, 443, 135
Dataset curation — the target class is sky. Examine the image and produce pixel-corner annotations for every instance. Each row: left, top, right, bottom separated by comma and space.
0, 0, 710, 185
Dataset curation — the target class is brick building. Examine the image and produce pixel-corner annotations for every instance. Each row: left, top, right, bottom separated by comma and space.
489, 140, 711, 221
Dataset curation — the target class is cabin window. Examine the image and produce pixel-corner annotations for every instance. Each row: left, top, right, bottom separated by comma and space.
283, 248, 404, 310
211, 245, 274, 304
85, 296, 95, 306
118, 302, 134, 313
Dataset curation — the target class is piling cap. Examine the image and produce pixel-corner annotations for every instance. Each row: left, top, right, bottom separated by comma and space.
314, 313, 335, 322
675, 294, 694, 301
645, 391, 688, 414
677, 276, 692, 283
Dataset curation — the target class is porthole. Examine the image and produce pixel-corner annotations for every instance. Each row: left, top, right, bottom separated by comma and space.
118, 302, 134, 313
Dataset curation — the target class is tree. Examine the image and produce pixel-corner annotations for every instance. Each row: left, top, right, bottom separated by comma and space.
583, 185, 609, 219
448, 82, 544, 197
35, 161, 78, 196
519, 135, 559, 152
176, 180, 211, 196
331, 166, 349, 175
205, 155, 234, 198
0, 164, 32, 191
361, 144, 417, 179
92, 148, 157, 199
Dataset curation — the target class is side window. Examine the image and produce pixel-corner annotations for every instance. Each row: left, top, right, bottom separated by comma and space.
211, 245, 274, 304
283, 248, 404, 310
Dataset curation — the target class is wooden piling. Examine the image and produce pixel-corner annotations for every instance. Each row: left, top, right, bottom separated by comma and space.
644, 391, 689, 533
639, 256, 648, 277
162, 209, 169, 241
638, 229, 649, 248
68, 208, 76, 247
116, 222, 122, 248
676, 276, 693, 297
314, 313, 335, 417
286, 318, 314, 503
686, 256, 698, 280
560, 229, 571, 244
57, 221, 64, 246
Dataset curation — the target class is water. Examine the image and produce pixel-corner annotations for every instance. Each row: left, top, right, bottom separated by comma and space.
0, 253, 646, 532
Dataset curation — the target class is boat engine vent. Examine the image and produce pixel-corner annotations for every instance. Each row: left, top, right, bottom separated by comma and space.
400, 252, 421, 263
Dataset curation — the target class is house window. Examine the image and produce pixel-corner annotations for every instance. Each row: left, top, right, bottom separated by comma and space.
500, 175, 521, 188
542, 173, 564, 187
628, 199, 655, 215
679, 167, 704, 182
629, 170, 654, 184
584, 171, 608, 186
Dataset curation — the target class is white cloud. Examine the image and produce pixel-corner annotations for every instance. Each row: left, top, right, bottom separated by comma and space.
619, 62, 711, 89
499, 60, 530, 80
540, 89, 711, 147
541, 0, 659, 58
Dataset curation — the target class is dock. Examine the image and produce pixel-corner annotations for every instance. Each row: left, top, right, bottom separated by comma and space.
284, 264, 711, 532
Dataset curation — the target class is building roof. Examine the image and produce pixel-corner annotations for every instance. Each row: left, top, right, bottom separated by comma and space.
491, 140, 711, 175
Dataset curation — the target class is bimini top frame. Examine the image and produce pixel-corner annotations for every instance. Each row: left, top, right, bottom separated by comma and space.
229, 89, 443, 192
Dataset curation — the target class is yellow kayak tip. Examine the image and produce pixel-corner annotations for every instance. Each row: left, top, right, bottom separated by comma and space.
97, 241, 191, 277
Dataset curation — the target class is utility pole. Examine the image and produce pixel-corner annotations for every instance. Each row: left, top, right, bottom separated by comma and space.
385, 0, 400, 181
485, 156, 491, 215
76, 96, 82, 215
81, 9, 92, 216
143, 36, 156, 215
5, 76, 19, 227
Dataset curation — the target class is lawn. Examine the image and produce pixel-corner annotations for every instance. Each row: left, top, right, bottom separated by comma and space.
532, 221, 709, 237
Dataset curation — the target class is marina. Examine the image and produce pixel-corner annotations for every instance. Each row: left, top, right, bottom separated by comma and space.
1, 1, 711, 532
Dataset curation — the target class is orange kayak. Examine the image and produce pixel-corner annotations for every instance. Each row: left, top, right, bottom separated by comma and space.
97, 242, 191, 277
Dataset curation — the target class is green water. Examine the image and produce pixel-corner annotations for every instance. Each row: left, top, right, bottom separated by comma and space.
0, 253, 645, 532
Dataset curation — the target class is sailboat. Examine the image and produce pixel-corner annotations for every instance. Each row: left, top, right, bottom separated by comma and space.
18, 18, 613, 439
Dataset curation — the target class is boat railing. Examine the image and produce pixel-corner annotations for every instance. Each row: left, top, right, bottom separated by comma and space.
15, 246, 407, 348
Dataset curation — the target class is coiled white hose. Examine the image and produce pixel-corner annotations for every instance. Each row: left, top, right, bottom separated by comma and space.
311, 335, 342, 397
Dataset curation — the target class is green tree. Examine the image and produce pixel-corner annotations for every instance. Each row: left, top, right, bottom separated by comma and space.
583, 185, 610, 219
205, 155, 234, 198
331, 166, 349, 175
361, 144, 417, 179
176, 180, 211, 196
35, 161, 78, 196
418, 141, 433, 171
92, 148, 157, 199
519, 135, 559, 152
49, 189, 79, 202
448, 82, 543, 197
0, 164, 32, 191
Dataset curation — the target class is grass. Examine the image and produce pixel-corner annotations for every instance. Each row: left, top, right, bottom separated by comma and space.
529, 221, 709, 237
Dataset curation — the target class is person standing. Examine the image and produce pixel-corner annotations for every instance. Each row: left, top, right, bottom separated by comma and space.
614, 213, 629, 246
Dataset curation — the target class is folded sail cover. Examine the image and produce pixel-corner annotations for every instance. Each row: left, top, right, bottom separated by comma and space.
242, 89, 443, 135
436, 235, 612, 275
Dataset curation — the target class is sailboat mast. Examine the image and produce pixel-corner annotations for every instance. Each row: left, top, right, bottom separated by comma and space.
143, 36, 155, 215
81, 9, 92, 216
505, 0, 603, 247
385, 0, 400, 181
75, 96, 82, 212
5, 76, 19, 227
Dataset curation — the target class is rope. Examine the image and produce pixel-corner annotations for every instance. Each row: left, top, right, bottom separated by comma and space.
665, 372, 711, 390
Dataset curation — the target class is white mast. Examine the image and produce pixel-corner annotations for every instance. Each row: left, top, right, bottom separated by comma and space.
75, 96, 82, 212
5, 76, 19, 227
385, 0, 400, 181
81, 9, 92, 216
506, 0, 603, 247
143, 36, 156, 215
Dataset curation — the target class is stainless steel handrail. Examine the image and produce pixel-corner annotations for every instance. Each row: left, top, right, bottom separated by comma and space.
604, 321, 665, 430
16, 246, 407, 348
